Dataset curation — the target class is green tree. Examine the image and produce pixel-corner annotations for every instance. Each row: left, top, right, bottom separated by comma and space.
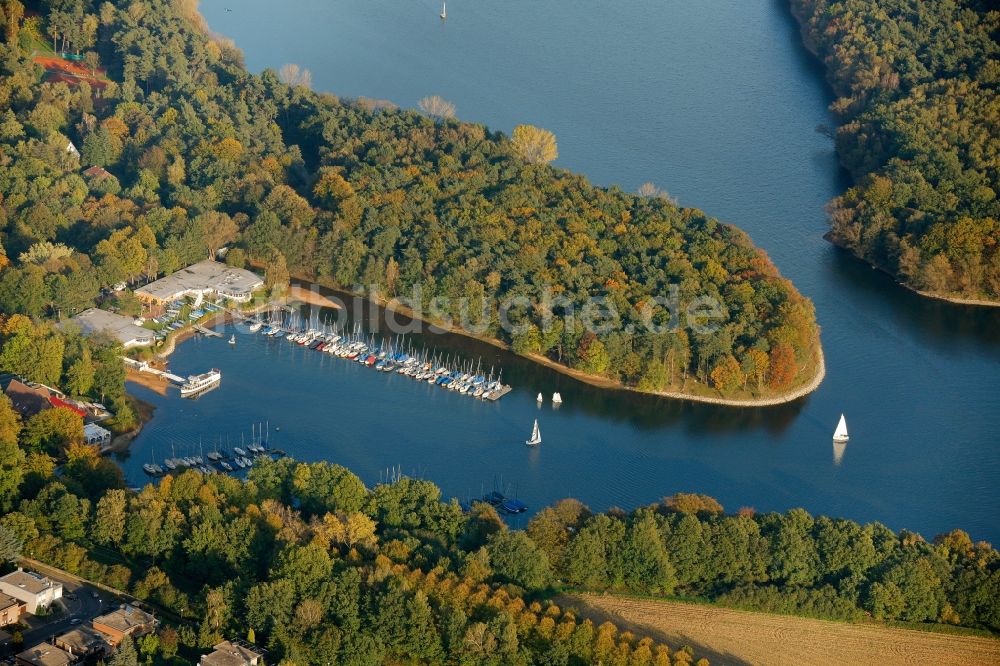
621, 510, 676, 594
0, 395, 24, 511
767, 509, 819, 587
866, 581, 905, 620
486, 530, 552, 590
564, 514, 625, 589
22, 408, 83, 455
109, 634, 138, 666
92, 488, 127, 546
0, 524, 23, 563
81, 124, 122, 166
64, 347, 95, 396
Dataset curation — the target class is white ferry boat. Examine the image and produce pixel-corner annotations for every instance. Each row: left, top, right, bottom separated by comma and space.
180, 369, 222, 397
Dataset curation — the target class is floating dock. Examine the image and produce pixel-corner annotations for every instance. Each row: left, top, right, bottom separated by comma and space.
193, 324, 222, 338
122, 357, 204, 386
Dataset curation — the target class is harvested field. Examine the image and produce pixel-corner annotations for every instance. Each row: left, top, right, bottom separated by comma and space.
559, 593, 1000, 666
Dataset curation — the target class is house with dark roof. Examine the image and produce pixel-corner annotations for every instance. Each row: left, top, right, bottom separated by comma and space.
0, 592, 25, 626
15, 642, 78, 666
0, 375, 54, 419
82, 166, 112, 180
91, 605, 157, 647
53, 626, 110, 659
199, 640, 265, 666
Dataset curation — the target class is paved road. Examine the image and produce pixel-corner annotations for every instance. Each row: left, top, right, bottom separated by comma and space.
17, 575, 109, 648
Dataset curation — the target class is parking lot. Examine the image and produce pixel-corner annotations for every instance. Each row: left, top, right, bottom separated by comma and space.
6, 573, 110, 654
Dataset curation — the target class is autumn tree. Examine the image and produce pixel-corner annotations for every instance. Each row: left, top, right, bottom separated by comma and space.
710, 354, 742, 392
418, 95, 456, 120
512, 124, 558, 164
22, 407, 83, 455
766, 342, 797, 390
4, 0, 24, 44
279, 63, 312, 89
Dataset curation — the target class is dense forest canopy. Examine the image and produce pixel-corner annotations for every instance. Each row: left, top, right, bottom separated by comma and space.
0, 0, 820, 400
791, 0, 1000, 300
1, 406, 999, 664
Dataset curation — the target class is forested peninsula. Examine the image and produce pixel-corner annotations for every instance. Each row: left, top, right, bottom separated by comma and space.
791, 0, 1000, 304
0, 0, 821, 403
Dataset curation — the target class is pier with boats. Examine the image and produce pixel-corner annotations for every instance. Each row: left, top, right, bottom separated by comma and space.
143, 423, 285, 477
246, 310, 514, 401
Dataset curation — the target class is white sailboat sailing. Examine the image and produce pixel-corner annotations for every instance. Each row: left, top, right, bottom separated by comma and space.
832, 414, 849, 442
440, 1, 446, 19
552, 392, 562, 404
526, 418, 541, 446
536, 392, 543, 403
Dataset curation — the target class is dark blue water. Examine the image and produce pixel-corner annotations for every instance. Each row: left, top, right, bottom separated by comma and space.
121, 0, 1000, 541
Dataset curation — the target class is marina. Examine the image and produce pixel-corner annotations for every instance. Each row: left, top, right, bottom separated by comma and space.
143, 422, 286, 477
242, 309, 514, 401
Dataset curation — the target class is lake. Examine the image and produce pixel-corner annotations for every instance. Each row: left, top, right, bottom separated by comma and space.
121, 0, 1000, 542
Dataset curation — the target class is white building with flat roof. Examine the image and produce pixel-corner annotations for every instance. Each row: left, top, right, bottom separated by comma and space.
135, 260, 263, 304
83, 422, 112, 448
71, 309, 154, 349
0, 569, 63, 614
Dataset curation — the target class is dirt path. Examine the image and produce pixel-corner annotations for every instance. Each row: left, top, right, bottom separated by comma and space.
560, 594, 1000, 666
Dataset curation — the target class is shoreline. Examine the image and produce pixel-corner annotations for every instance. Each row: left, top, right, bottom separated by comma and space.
135, 280, 826, 409
291, 275, 827, 408
792, 1, 1000, 312
824, 234, 1000, 309
105, 394, 155, 454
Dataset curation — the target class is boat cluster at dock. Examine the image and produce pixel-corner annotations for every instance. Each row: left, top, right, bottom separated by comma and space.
143, 441, 285, 477
248, 316, 513, 400
482, 490, 528, 515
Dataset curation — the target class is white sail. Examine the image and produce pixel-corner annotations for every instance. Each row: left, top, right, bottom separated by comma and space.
526, 418, 541, 446
537, 392, 543, 402
833, 414, 849, 442
440, 1, 446, 18
552, 392, 562, 404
